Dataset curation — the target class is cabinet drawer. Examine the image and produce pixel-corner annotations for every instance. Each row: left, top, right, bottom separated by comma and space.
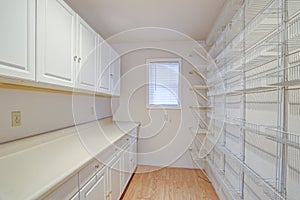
44, 174, 78, 200
97, 135, 130, 163
79, 159, 103, 188
80, 167, 107, 200
114, 135, 130, 149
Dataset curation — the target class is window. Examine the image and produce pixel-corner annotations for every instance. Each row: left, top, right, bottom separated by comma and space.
147, 59, 181, 108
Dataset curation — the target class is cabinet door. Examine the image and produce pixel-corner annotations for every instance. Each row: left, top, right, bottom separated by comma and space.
130, 139, 138, 173
108, 155, 122, 200
80, 169, 107, 200
0, 0, 35, 80
76, 17, 97, 91
70, 192, 80, 200
37, 0, 77, 87
110, 50, 120, 96
97, 41, 111, 94
122, 146, 131, 188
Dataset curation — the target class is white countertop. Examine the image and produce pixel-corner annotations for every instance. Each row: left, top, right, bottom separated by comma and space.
0, 118, 139, 200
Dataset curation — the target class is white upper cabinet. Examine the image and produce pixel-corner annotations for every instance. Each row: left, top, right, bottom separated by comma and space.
0, 0, 35, 80
37, 0, 77, 87
97, 41, 121, 96
76, 17, 98, 91
0, 0, 120, 95
110, 49, 121, 96
97, 40, 111, 94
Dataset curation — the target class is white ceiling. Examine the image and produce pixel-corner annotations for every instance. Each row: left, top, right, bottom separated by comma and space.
64, 0, 226, 43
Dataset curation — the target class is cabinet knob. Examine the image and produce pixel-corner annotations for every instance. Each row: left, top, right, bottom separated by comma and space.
74, 56, 78, 62
78, 57, 82, 63
95, 164, 100, 169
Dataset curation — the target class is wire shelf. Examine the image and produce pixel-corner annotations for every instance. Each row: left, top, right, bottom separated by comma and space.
207, 141, 285, 200
287, 0, 300, 20
190, 107, 209, 128
245, 0, 280, 27
203, 0, 299, 199
266, 128, 300, 150
190, 88, 209, 102
267, 51, 300, 86
191, 69, 207, 82
289, 89, 300, 116
192, 85, 208, 90
244, 37, 280, 72
241, 63, 278, 93
288, 142, 300, 182
189, 127, 208, 136
190, 106, 213, 110
287, 8, 300, 52
206, 157, 243, 200
236, 120, 300, 150
245, 91, 279, 104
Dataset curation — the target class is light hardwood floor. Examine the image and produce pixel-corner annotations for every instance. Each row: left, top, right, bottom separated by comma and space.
121, 165, 219, 200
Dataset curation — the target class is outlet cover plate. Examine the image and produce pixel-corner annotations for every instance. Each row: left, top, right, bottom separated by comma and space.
12, 111, 21, 127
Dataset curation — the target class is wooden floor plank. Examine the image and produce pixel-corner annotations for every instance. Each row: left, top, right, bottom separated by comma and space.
121, 165, 219, 200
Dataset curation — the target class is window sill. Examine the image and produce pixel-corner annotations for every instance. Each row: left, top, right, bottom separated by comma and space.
146, 106, 182, 110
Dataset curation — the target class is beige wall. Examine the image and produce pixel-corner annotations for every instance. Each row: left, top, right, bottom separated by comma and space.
0, 88, 112, 143
112, 41, 207, 168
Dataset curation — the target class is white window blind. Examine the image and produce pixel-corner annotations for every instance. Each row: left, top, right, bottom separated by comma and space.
148, 60, 180, 108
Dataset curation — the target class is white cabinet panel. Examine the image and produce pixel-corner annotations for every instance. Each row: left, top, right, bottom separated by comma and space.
76, 17, 97, 91
0, 0, 35, 80
108, 155, 122, 200
123, 146, 131, 187
70, 192, 80, 200
130, 139, 138, 174
98, 41, 111, 94
37, 0, 76, 87
111, 50, 121, 96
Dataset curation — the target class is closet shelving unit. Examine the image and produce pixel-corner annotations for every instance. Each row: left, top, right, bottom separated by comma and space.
188, 47, 213, 168
189, 0, 300, 199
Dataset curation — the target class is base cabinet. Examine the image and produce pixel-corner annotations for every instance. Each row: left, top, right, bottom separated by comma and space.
45, 128, 138, 200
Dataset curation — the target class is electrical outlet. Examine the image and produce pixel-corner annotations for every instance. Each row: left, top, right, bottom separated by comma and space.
12, 111, 21, 127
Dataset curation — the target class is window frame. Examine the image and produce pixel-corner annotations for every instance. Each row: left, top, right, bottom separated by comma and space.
146, 58, 182, 110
